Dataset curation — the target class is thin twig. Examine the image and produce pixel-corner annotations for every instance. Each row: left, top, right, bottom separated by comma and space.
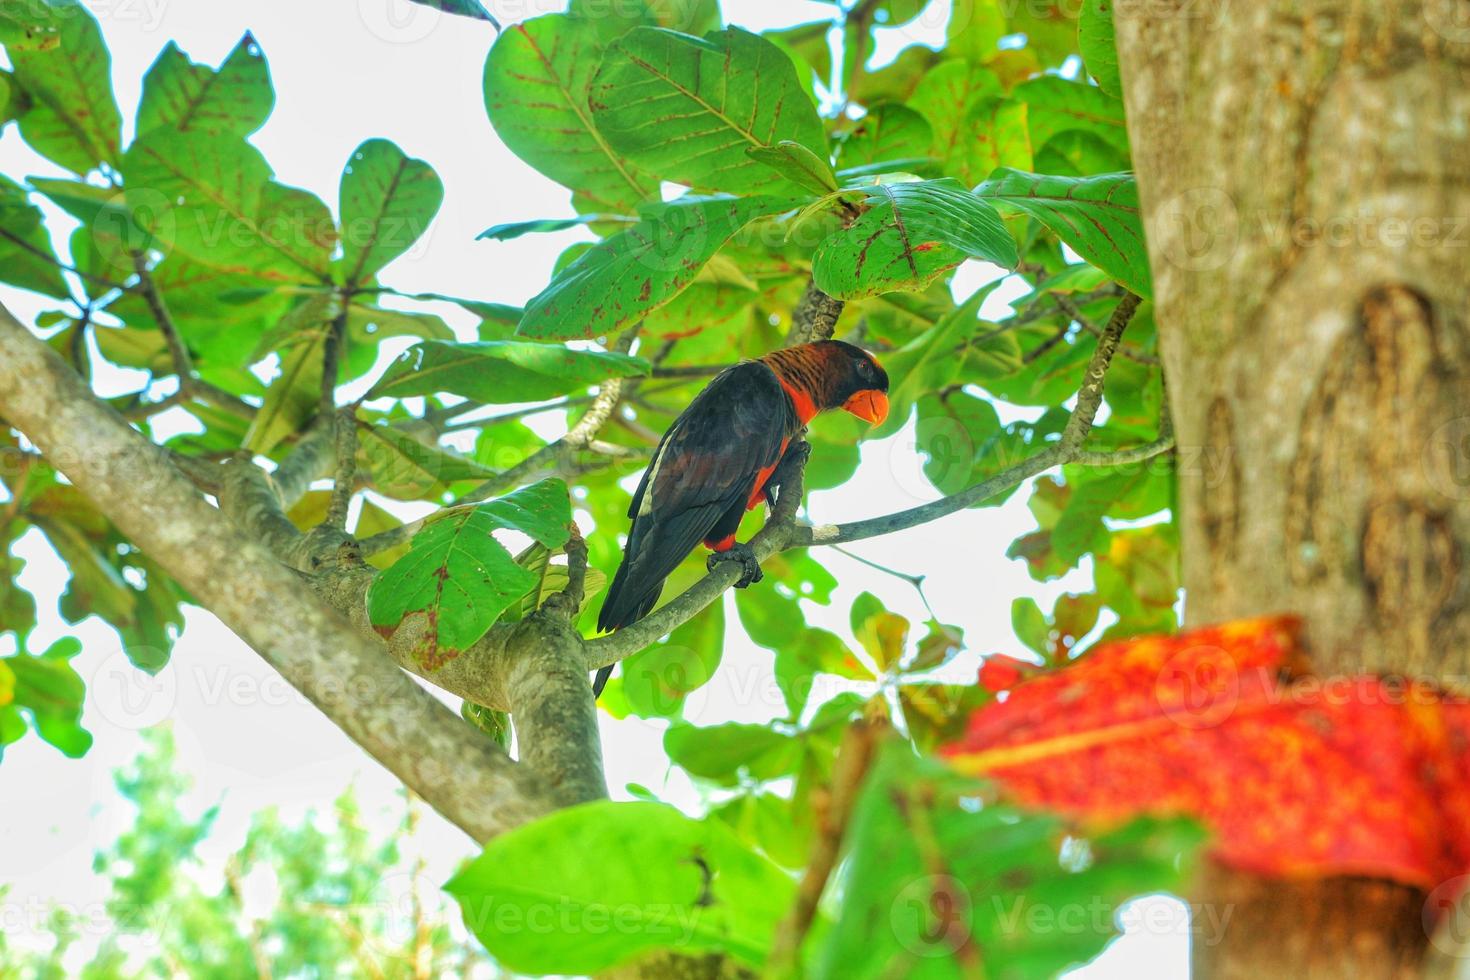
131, 253, 256, 420
831, 544, 939, 622
768, 719, 884, 976
0, 225, 126, 293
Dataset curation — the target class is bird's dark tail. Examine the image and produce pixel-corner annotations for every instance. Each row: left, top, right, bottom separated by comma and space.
591, 561, 664, 698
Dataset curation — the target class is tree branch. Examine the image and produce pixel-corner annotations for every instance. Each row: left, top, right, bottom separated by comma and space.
785, 279, 845, 345
0, 300, 556, 843
324, 407, 358, 532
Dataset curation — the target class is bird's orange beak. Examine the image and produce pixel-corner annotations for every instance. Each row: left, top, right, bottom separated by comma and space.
842, 389, 889, 425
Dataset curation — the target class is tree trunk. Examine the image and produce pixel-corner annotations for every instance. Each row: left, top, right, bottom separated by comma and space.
1114, 0, 1470, 974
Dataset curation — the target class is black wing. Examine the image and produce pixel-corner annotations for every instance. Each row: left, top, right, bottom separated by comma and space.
597, 361, 797, 632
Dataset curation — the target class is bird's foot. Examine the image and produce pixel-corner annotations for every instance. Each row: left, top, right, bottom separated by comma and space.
707, 542, 763, 588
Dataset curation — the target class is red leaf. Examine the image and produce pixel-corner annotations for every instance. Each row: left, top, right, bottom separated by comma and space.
943, 616, 1470, 896
978, 654, 1040, 693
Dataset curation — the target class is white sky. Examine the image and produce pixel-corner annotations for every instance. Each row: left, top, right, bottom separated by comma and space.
0, 1, 1188, 975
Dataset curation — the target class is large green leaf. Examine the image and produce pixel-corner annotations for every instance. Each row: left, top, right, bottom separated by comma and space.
366, 481, 571, 669
338, 139, 443, 286
484, 13, 656, 212
371, 339, 649, 403
6, 0, 121, 174
812, 180, 1016, 300
1013, 76, 1129, 159
907, 59, 1001, 180
357, 423, 498, 501
446, 801, 795, 974
617, 599, 725, 718
589, 27, 828, 196
973, 169, 1150, 297
122, 129, 335, 281
836, 103, 933, 173
811, 742, 1202, 979
664, 722, 801, 786
0, 175, 70, 298
519, 195, 791, 339
1079, 0, 1122, 98
136, 35, 273, 138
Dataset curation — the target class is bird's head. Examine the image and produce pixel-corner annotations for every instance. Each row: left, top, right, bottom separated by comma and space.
760, 340, 890, 425
822, 340, 890, 425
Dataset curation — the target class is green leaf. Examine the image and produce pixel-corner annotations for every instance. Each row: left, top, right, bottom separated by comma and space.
590, 27, 828, 196
835, 103, 933, 173
1013, 76, 1129, 159
242, 316, 328, 455
477, 214, 614, 241
620, 601, 724, 718
571, 0, 722, 33
370, 339, 649, 403
0, 175, 70, 297
366, 505, 541, 669
5, 637, 92, 759
974, 169, 1150, 297
338, 139, 444, 286
915, 390, 1003, 496
812, 179, 1016, 300
908, 59, 1002, 180
1079, 0, 1123, 98
946, 0, 1008, 63
471, 478, 573, 551
407, 0, 497, 20
136, 35, 273, 137
1034, 130, 1129, 177
746, 140, 838, 195
484, 13, 656, 212
812, 742, 1202, 979
7, 0, 122, 174
519, 195, 791, 339
357, 424, 497, 501
850, 591, 909, 673
664, 722, 801, 786
1011, 596, 1049, 657
122, 128, 335, 281
446, 801, 795, 974
461, 701, 512, 749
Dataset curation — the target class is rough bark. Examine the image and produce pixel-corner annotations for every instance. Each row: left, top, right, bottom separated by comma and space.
0, 304, 561, 844
1114, 0, 1470, 974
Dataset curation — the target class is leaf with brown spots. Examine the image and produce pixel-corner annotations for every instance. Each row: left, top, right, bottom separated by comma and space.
812, 178, 1016, 300
974, 168, 1149, 297
365, 481, 571, 670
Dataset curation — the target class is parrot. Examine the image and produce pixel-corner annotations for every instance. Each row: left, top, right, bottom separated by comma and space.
594, 340, 890, 696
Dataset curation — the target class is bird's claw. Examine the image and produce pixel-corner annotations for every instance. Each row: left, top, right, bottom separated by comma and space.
707, 542, 763, 588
